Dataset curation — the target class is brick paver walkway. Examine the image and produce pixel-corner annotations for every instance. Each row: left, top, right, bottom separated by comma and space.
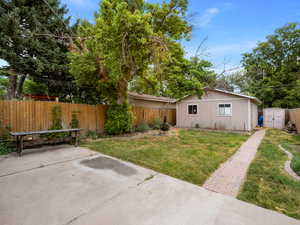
203, 129, 266, 197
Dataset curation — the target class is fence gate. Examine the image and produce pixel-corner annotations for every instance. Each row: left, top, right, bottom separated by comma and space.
263, 108, 285, 129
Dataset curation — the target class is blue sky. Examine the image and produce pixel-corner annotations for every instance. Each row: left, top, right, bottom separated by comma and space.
1, 0, 299, 72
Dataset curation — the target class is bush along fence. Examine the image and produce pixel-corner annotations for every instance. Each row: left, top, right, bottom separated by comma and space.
0, 100, 176, 135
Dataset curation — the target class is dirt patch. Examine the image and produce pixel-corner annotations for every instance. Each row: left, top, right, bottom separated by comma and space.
80, 156, 137, 176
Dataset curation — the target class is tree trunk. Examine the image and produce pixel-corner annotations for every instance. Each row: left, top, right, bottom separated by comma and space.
16, 74, 27, 98
117, 79, 128, 104
7, 74, 17, 100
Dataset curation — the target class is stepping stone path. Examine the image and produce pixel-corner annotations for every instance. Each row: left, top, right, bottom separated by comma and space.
203, 129, 266, 197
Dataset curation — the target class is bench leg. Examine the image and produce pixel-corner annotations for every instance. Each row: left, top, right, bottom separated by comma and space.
19, 136, 24, 157
16, 136, 20, 155
75, 131, 79, 147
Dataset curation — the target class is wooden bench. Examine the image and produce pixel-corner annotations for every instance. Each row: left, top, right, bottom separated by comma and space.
9, 128, 81, 156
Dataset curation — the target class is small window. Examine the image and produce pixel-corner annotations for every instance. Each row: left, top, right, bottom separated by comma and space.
218, 103, 232, 116
188, 105, 197, 115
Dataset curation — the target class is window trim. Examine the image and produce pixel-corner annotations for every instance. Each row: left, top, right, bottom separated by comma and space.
187, 104, 198, 115
217, 103, 232, 117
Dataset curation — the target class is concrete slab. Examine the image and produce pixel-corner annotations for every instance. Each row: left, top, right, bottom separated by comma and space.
0, 146, 299, 225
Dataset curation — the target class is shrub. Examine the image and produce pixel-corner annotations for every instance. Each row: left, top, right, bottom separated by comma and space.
135, 122, 150, 132
291, 156, 300, 176
50, 105, 63, 130
0, 120, 11, 140
70, 111, 79, 128
160, 122, 170, 131
48, 105, 65, 138
105, 103, 133, 135
86, 130, 98, 140
0, 141, 13, 155
160, 116, 170, 131
150, 119, 162, 130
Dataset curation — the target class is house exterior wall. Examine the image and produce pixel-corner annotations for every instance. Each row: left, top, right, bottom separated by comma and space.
251, 102, 258, 129
176, 91, 255, 131
128, 98, 176, 109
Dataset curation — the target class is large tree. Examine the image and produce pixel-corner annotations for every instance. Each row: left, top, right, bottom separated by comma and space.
241, 23, 300, 108
129, 53, 216, 98
0, 0, 74, 99
69, 0, 192, 104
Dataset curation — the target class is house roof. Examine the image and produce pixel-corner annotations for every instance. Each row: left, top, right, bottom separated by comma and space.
128, 92, 176, 103
175, 88, 261, 104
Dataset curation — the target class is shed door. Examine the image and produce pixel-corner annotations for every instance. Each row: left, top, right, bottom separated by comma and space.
264, 109, 285, 129
264, 110, 274, 128
273, 110, 285, 129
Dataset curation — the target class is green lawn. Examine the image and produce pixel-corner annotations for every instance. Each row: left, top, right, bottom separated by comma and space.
238, 129, 300, 220
284, 143, 300, 176
84, 129, 248, 186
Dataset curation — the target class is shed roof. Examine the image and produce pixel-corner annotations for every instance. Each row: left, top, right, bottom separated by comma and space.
128, 92, 176, 103
175, 88, 261, 104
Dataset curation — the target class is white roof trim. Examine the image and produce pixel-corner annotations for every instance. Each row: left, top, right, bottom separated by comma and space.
175, 88, 261, 104
128, 92, 176, 103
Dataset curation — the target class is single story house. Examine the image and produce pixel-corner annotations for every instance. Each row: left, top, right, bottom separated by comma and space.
128, 92, 176, 109
176, 88, 261, 131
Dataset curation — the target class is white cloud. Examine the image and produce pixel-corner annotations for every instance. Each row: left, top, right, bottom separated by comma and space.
194, 8, 220, 28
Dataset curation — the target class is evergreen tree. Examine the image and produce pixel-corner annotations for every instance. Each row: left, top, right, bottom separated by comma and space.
0, 0, 74, 99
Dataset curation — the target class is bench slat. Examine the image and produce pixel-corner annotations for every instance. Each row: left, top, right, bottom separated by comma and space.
10, 128, 81, 136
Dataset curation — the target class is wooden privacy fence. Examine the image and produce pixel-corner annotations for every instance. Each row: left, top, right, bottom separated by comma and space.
0, 100, 176, 134
289, 108, 300, 133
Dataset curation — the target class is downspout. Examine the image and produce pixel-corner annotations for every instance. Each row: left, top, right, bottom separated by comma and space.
248, 99, 251, 131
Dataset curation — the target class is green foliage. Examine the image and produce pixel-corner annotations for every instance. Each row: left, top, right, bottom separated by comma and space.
130, 47, 216, 99
0, 0, 76, 99
23, 79, 48, 96
0, 120, 13, 155
50, 105, 63, 130
291, 156, 300, 176
46, 105, 65, 139
149, 119, 162, 130
104, 104, 133, 135
240, 23, 300, 107
0, 120, 11, 139
84, 129, 248, 186
135, 122, 150, 132
70, 111, 79, 128
85, 130, 99, 140
0, 76, 8, 99
238, 129, 300, 219
69, 0, 191, 104
0, 141, 13, 155
160, 122, 170, 131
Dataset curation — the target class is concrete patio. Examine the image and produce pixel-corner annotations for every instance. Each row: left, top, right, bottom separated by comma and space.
0, 145, 299, 225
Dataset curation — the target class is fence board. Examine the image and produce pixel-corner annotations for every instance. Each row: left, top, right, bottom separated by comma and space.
289, 109, 300, 133
0, 100, 176, 134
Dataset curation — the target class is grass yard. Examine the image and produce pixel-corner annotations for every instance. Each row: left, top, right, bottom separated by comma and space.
84, 129, 248, 186
284, 143, 300, 176
238, 129, 300, 220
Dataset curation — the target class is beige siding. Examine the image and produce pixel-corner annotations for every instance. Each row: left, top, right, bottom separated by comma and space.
251, 102, 258, 129
129, 98, 176, 109
176, 91, 254, 131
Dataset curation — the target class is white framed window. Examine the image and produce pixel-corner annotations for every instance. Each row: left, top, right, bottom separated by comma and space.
188, 104, 198, 115
218, 103, 232, 116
